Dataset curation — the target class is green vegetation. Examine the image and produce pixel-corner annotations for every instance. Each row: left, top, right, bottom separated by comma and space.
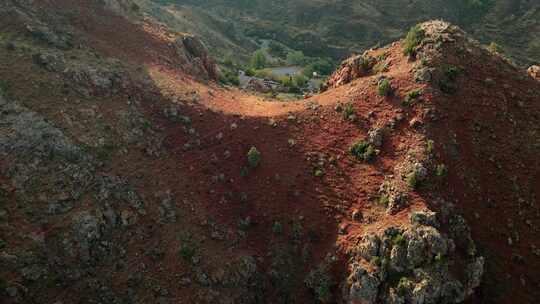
179, 240, 197, 262
342, 103, 356, 120
438, 65, 462, 94
302, 58, 335, 77
426, 139, 435, 155
392, 234, 406, 246
436, 164, 448, 177
403, 89, 422, 106
238, 217, 252, 231
250, 49, 267, 69
305, 262, 334, 303
488, 42, 503, 54
350, 140, 376, 161
379, 194, 390, 207
406, 169, 423, 189
403, 24, 425, 56
268, 40, 287, 58
397, 277, 413, 296
286, 50, 305, 65
378, 78, 392, 96
247, 146, 262, 168
272, 221, 283, 234
219, 68, 240, 85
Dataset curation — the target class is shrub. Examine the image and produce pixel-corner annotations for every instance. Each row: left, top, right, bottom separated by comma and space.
438, 65, 461, 94
305, 263, 334, 303
313, 168, 324, 177
293, 74, 308, 87
403, 89, 422, 106
272, 221, 283, 234
426, 139, 435, 154
350, 140, 376, 161
302, 58, 335, 77
268, 41, 287, 58
392, 234, 406, 246
397, 277, 413, 296
219, 69, 240, 85
379, 194, 390, 207
406, 171, 419, 189
342, 103, 355, 120
378, 78, 392, 96
286, 50, 305, 65
247, 146, 261, 168
250, 49, 267, 69
179, 243, 197, 262
436, 164, 448, 177
403, 24, 425, 56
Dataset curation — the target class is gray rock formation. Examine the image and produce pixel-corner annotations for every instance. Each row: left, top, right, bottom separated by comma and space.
344, 212, 484, 304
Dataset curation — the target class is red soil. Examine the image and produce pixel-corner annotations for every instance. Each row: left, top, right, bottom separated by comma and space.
1, 1, 539, 303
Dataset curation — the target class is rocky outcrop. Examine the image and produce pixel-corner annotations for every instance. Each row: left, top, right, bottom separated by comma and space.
173, 35, 218, 81
321, 54, 376, 91
344, 212, 484, 304
528, 65, 540, 81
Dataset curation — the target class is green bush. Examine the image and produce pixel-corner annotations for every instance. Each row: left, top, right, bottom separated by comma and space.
342, 103, 355, 120
293, 74, 308, 87
392, 234, 406, 246
378, 78, 392, 96
403, 89, 422, 106
438, 65, 461, 94
426, 139, 435, 154
250, 49, 267, 69
406, 171, 419, 189
219, 69, 240, 85
302, 58, 335, 77
268, 40, 287, 58
247, 146, 261, 168
179, 243, 197, 262
403, 24, 425, 56
397, 277, 413, 296
350, 140, 376, 161
286, 50, 305, 65
436, 164, 448, 177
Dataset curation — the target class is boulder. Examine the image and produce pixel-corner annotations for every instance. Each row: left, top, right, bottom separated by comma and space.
528, 65, 540, 81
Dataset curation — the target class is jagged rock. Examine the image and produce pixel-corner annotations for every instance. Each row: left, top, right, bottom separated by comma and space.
173, 35, 218, 81
73, 212, 101, 262
410, 211, 439, 228
25, 23, 73, 50
63, 63, 128, 97
368, 126, 385, 148
356, 234, 381, 260
32, 52, 66, 72
348, 263, 381, 304
322, 55, 376, 90
528, 65, 540, 81
346, 217, 483, 304
466, 257, 484, 294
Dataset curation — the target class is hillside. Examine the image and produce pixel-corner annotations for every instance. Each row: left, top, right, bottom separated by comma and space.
1, 1, 540, 304
141, 0, 540, 67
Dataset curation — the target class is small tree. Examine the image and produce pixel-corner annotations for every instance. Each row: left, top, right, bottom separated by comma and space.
286, 51, 305, 65
403, 24, 425, 56
250, 50, 267, 69
247, 146, 261, 168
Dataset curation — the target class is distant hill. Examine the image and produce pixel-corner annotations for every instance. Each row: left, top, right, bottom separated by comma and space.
142, 0, 540, 66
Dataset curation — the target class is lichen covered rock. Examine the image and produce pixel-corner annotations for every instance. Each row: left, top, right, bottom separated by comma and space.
344, 212, 484, 304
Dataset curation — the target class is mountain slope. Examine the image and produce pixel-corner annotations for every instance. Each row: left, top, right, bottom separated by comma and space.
143, 0, 540, 67
0, 1, 539, 304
